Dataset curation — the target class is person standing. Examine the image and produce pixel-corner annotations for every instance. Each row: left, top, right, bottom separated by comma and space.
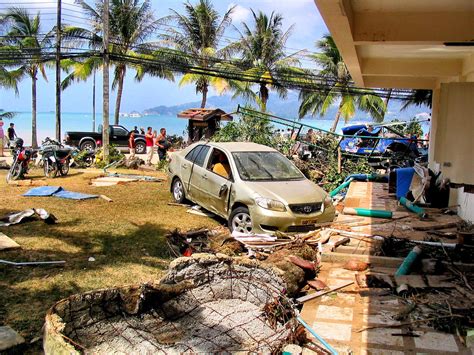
0, 118, 4, 157
145, 126, 154, 165
128, 130, 136, 158
156, 127, 169, 161
7, 123, 17, 146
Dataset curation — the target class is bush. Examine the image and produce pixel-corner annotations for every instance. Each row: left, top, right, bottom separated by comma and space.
94, 145, 124, 168
294, 135, 373, 191
213, 105, 277, 147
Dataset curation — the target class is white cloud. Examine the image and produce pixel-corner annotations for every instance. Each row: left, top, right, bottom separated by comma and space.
415, 112, 431, 119
228, 4, 251, 24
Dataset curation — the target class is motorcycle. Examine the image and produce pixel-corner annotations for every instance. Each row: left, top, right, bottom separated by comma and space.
6, 138, 37, 182
40, 137, 73, 178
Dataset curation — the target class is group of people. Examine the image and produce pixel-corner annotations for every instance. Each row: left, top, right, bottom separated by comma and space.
0, 119, 18, 157
129, 126, 170, 165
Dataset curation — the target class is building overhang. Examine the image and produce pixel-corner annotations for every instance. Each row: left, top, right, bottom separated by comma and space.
314, 0, 474, 89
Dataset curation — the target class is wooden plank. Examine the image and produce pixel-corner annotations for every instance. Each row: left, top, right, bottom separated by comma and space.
0, 233, 20, 251
296, 281, 354, 303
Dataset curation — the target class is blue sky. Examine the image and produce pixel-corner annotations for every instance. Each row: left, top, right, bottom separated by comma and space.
0, 0, 328, 113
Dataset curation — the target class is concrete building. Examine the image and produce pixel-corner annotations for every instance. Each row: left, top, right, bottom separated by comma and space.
314, 0, 474, 221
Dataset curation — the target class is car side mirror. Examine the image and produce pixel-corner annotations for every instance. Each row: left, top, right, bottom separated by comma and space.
219, 184, 228, 197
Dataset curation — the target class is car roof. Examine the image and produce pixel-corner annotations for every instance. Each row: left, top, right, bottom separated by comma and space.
206, 141, 278, 153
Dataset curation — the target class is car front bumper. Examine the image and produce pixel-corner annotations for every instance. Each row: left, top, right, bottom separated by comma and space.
249, 204, 336, 234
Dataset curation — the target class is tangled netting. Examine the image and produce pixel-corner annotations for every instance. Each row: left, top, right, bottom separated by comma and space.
44, 254, 299, 354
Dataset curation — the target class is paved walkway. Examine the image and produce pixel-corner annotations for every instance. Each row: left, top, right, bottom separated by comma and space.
301, 265, 468, 354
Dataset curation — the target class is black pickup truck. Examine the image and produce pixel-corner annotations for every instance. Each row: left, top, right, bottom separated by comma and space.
64, 125, 147, 154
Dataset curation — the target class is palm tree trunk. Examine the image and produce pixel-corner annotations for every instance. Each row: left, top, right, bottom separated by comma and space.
92, 69, 96, 131
330, 102, 343, 133
200, 83, 208, 108
114, 66, 126, 125
260, 83, 269, 112
31, 73, 38, 148
382, 88, 392, 119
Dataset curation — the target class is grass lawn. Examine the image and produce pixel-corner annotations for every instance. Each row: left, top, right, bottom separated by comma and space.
0, 167, 219, 349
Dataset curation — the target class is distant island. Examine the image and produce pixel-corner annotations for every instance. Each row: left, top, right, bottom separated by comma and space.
143, 92, 431, 122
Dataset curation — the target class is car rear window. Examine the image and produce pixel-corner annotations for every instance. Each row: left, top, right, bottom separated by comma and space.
232, 151, 304, 181
185, 145, 210, 167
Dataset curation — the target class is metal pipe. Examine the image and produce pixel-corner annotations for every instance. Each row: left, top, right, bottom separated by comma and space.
344, 207, 393, 219
329, 178, 353, 197
395, 246, 422, 276
399, 197, 427, 218
296, 316, 338, 355
0, 259, 66, 266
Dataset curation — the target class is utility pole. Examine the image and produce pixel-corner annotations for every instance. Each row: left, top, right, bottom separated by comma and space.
55, 0, 61, 141
102, 0, 110, 162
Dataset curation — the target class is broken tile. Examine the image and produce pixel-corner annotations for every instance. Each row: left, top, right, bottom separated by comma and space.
362, 312, 400, 326
320, 293, 355, 304
311, 322, 352, 342
361, 349, 405, 355
361, 327, 404, 346
316, 305, 353, 321
413, 331, 459, 352
328, 269, 356, 279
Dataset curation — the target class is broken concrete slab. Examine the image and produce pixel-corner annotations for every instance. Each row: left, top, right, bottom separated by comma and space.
0, 232, 20, 251
0, 326, 25, 351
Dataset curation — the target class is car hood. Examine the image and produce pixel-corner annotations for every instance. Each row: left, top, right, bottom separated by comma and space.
245, 179, 327, 205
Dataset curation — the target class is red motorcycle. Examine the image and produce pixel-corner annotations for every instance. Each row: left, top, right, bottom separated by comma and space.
6, 138, 37, 182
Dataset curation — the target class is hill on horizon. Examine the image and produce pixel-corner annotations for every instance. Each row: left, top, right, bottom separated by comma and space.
143, 92, 431, 123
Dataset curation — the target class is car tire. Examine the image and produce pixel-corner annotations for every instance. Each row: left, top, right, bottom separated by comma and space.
135, 141, 146, 154
80, 140, 96, 151
229, 206, 253, 234
172, 178, 186, 204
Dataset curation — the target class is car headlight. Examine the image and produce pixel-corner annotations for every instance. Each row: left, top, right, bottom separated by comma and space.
323, 195, 333, 209
255, 197, 286, 212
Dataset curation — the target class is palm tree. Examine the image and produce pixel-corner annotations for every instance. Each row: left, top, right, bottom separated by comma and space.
401, 89, 433, 110
234, 10, 303, 112
299, 35, 386, 132
64, 0, 172, 124
162, 0, 235, 108
1, 8, 53, 148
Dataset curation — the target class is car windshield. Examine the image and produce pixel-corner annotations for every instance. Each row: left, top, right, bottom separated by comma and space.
232, 151, 304, 181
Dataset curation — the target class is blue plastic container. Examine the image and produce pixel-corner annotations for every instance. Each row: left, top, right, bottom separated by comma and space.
395, 167, 415, 199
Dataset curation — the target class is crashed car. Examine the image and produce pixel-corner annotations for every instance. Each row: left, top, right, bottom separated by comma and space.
168, 142, 335, 234
339, 124, 425, 168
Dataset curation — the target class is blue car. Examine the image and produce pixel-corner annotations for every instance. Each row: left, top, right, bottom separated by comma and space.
339, 124, 424, 168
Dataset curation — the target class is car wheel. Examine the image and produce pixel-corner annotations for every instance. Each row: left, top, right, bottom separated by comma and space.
135, 141, 146, 154
229, 207, 253, 234
172, 178, 185, 204
80, 140, 96, 151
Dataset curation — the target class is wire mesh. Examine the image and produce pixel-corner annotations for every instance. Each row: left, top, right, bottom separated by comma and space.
46, 255, 300, 354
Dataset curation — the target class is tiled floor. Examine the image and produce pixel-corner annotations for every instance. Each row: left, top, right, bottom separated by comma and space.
300, 263, 467, 354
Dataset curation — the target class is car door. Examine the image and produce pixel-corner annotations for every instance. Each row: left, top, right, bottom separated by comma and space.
200, 148, 234, 217
186, 145, 211, 205
110, 126, 129, 146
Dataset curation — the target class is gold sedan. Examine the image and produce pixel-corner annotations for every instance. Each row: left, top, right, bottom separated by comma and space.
168, 142, 335, 234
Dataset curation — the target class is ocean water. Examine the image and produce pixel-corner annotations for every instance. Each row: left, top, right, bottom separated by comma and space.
5, 112, 430, 146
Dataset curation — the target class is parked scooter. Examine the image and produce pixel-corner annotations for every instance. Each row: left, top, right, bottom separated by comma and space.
40, 137, 73, 178
6, 138, 38, 182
